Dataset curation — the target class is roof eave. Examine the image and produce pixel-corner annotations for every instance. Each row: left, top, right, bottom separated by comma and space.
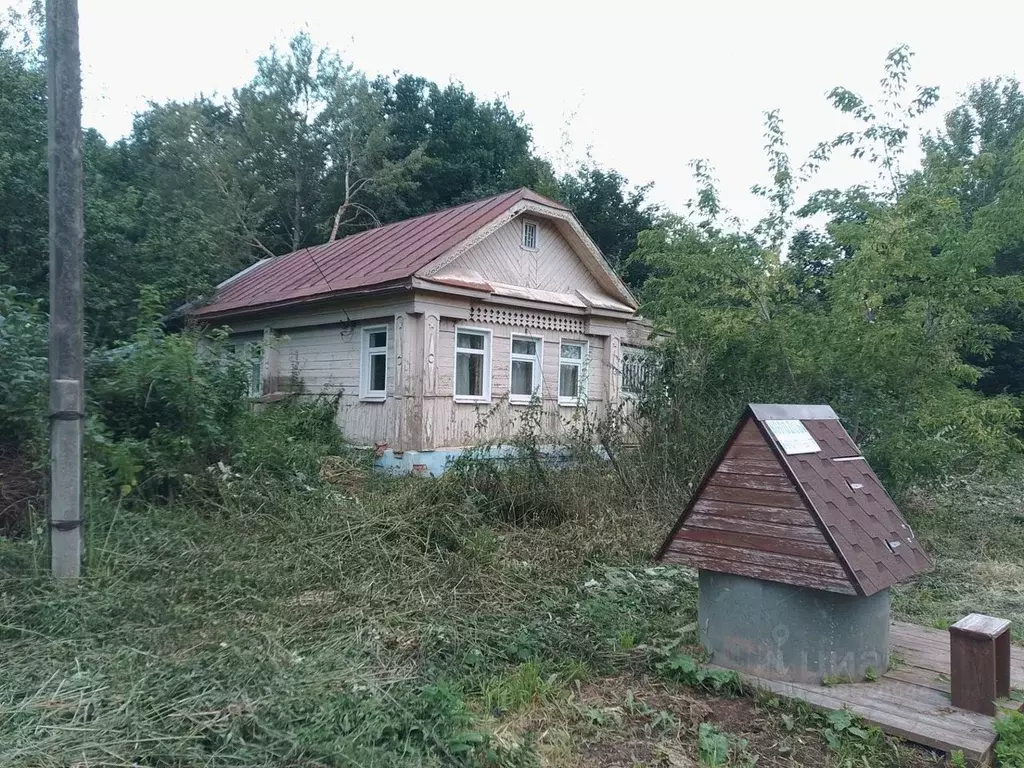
192, 279, 414, 324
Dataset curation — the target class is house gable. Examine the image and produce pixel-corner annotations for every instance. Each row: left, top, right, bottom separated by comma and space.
428, 216, 607, 298
659, 416, 856, 595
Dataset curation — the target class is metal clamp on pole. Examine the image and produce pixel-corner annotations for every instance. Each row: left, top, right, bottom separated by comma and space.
50, 410, 85, 421
50, 519, 84, 531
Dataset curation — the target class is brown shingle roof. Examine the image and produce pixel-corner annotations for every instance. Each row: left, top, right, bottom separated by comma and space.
657, 404, 931, 596
195, 188, 568, 319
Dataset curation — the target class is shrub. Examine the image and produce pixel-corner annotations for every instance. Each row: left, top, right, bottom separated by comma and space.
88, 318, 251, 500
0, 287, 48, 453
995, 709, 1024, 766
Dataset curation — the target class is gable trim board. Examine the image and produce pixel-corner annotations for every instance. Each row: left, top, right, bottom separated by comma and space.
656, 404, 931, 597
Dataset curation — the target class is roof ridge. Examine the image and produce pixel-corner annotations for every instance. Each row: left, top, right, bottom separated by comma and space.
304, 187, 546, 254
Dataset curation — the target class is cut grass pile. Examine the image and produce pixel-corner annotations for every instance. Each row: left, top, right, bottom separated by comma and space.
1, 411, 1020, 766
0, 444, 690, 766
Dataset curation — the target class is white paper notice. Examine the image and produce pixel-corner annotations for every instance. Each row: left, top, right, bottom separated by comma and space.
764, 419, 821, 455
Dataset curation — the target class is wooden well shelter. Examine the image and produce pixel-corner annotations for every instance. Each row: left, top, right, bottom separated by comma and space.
655, 404, 1024, 764
657, 403, 932, 682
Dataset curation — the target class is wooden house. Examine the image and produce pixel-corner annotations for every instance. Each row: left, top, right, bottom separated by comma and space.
657, 404, 932, 683
190, 188, 652, 473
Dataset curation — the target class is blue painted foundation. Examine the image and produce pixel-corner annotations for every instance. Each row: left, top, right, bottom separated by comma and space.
373, 444, 604, 477
374, 448, 468, 476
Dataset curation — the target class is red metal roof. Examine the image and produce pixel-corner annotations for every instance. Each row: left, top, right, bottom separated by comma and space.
195, 188, 568, 319
657, 404, 931, 596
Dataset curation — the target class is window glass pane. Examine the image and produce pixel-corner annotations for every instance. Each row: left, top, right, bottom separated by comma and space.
368, 330, 387, 348
456, 352, 483, 396
512, 338, 536, 355
621, 349, 650, 395
370, 353, 386, 392
511, 360, 534, 395
249, 359, 262, 396
523, 222, 537, 249
560, 342, 582, 360
457, 332, 484, 350
559, 363, 579, 399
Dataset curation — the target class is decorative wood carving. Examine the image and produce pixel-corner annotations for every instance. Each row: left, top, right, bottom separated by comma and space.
468, 305, 584, 334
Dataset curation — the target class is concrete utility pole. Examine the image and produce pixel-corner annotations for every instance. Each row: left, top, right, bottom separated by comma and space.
47, 0, 85, 578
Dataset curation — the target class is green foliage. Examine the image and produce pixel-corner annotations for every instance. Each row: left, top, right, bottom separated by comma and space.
479, 661, 576, 714
87, 313, 250, 499
555, 163, 660, 288
657, 653, 745, 696
0, 287, 47, 451
819, 708, 889, 765
697, 722, 753, 767
0, 28, 47, 300
632, 47, 1024, 488
995, 709, 1024, 766
372, 74, 555, 220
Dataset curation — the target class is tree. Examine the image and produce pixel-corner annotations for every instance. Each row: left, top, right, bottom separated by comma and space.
0, 23, 47, 299
371, 76, 555, 219
632, 51, 1023, 485
554, 164, 659, 289
920, 79, 1024, 394
231, 32, 338, 253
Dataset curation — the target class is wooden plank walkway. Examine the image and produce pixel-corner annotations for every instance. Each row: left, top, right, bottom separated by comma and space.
715, 622, 1024, 765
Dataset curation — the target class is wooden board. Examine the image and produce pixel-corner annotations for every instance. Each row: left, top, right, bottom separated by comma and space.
716, 621, 1024, 765
662, 416, 856, 594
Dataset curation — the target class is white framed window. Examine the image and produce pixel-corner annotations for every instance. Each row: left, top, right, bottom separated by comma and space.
621, 346, 652, 398
521, 219, 538, 250
558, 340, 588, 406
509, 335, 543, 404
248, 347, 262, 397
360, 325, 389, 401
454, 327, 492, 402
227, 341, 263, 397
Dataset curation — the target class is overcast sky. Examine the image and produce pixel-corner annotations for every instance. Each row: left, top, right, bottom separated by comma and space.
74, 0, 1023, 225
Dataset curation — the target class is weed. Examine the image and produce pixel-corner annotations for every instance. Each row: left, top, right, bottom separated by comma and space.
657, 653, 745, 696
819, 708, 891, 764
995, 709, 1024, 766
697, 721, 754, 767
698, 721, 732, 766
480, 662, 567, 715
822, 674, 854, 686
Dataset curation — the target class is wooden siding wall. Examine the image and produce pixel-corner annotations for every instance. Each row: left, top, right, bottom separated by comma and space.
233, 316, 400, 447
662, 418, 855, 594
433, 217, 607, 296
416, 316, 610, 449
226, 291, 636, 453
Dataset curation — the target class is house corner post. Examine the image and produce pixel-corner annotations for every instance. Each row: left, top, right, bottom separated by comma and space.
397, 312, 424, 451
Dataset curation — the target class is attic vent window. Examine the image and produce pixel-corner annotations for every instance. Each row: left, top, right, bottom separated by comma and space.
886, 540, 902, 553
522, 220, 538, 250
764, 419, 821, 455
